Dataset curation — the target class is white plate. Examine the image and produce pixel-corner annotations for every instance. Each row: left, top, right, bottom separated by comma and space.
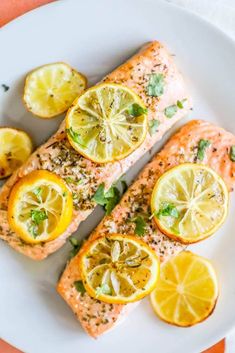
0, 0, 235, 352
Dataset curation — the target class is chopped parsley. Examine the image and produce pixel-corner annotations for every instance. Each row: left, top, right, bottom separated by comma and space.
132, 216, 146, 236
127, 103, 147, 117
148, 119, 159, 136
197, 139, 211, 161
74, 280, 86, 295
92, 183, 121, 215
28, 209, 48, 238
1, 84, 9, 92
92, 179, 127, 215
177, 99, 186, 109
164, 99, 186, 118
65, 177, 74, 184
65, 177, 83, 185
30, 209, 48, 225
164, 104, 177, 119
66, 127, 85, 146
229, 145, 235, 162
69, 237, 82, 258
96, 283, 111, 296
147, 73, 164, 97
92, 183, 106, 205
72, 192, 79, 200
157, 203, 179, 218
105, 188, 120, 215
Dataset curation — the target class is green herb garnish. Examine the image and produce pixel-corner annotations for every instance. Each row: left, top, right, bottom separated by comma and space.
148, 119, 159, 136
164, 99, 186, 118
1, 84, 9, 92
96, 284, 112, 296
92, 183, 106, 205
69, 237, 82, 258
66, 127, 85, 147
177, 99, 185, 109
229, 145, 235, 162
105, 188, 120, 215
30, 209, 48, 225
164, 104, 177, 119
65, 177, 74, 184
28, 209, 48, 238
157, 203, 179, 218
72, 192, 79, 200
197, 139, 211, 161
65, 176, 83, 185
74, 280, 86, 295
147, 73, 164, 97
132, 216, 146, 236
128, 103, 147, 117
92, 183, 121, 215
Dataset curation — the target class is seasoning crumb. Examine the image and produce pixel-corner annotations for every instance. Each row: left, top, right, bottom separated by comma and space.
1, 84, 9, 92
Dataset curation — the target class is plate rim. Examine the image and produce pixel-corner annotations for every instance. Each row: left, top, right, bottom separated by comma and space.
0, 0, 235, 352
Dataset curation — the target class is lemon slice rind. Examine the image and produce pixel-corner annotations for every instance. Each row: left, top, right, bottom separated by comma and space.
23, 62, 87, 118
79, 234, 159, 304
151, 163, 228, 244
0, 127, 33, 179
150, 251, 218, 327
66, 83, 148, 163
8, 170, 73, 244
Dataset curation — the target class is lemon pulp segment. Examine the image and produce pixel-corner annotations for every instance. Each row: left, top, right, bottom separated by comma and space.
66, 83, 148, 163
79, 234, 159, 304
8, 170, 73, 244
151, 163, 228, 243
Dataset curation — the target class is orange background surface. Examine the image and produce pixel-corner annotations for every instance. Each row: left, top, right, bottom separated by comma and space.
0, 1, 226, 352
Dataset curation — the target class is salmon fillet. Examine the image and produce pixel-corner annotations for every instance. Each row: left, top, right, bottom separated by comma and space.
0, 41, 191, 259
57, 119, 235, 338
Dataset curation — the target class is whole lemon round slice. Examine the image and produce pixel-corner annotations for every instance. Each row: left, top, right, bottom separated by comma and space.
79, 234, 159, 304
151, 163, 228, 244
8, 170, 73, 244
23, 62, 87, 118
0, 127, 33, 179
66, 83, 148, 163
150, 251, 219, 327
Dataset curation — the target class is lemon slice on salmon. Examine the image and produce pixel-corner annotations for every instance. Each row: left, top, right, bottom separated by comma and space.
151, 163, 228, 244
8, 170, 73, 244
66, 83, 148, 163
150, 251, 219, 327
79, 234, 159, 304
0, 127, 33, 179
23, 63, 87, 118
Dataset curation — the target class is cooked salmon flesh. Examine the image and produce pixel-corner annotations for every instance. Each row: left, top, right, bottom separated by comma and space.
58, 119, 235, 337
0, 41, 191, 259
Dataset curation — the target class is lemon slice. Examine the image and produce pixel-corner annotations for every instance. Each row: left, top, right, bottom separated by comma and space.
66, 83, 148, 163
23, 63, 87, 118
8, 170, 73, 244
79, 234, 159, 304
150, 251, 218, 327
151, 163, 228, 244
0, 127, 33, 179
